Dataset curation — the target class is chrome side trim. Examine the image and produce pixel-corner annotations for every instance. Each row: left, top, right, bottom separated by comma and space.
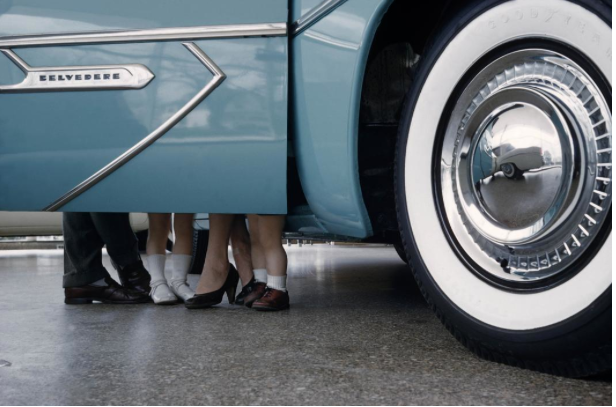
0, 49, 155, 92
42, 43, 226, 211
291, 0, 348, 36
0, 23, 287, 48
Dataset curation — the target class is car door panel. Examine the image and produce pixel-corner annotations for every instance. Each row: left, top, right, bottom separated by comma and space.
0, 0, 288, 214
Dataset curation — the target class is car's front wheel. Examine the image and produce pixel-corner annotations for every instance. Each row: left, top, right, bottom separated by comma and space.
396, 0, 611, 377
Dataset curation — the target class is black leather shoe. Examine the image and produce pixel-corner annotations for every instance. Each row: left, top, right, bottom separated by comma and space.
185, 265, 239, 309
117, 260, 151, 295
235, 278, 267, 307
64, 277, 151, 304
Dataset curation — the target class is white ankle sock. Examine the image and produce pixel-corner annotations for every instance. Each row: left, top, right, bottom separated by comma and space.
169, 254, 192, 281
146, 254, 167, 282
254, 268, 268, 284
267, 274, 287, 292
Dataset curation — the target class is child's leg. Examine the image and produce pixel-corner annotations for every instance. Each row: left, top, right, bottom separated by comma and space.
168, 213, 195, 301
258, 215, 287, 288
146, 213, 176, 304
247, 215, 267, 284
251, 215, 289, 310
146, 213, 171, 256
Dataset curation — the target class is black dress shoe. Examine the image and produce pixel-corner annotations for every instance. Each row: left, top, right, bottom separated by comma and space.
185, 265, 239, 309
235, 278, 267, 307
117, 260, 151, 295
64, 277, 151, 304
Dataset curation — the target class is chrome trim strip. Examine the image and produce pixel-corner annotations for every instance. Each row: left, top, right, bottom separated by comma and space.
0, 23, 287, 48
42, 42, 226, 211
291, 0, 348, 36
0, 49, 155, 92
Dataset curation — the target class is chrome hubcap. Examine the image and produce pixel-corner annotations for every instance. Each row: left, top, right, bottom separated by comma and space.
440, 49, 611, 283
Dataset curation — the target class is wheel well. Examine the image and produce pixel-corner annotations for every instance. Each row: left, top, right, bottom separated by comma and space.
358, 0, 453, 242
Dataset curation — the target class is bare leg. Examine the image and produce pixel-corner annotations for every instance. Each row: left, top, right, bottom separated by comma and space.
172, 213, 194, 255
230, 216, 254, 287
195, 214, 234, 294
169, 214, 195, 301
146, 213, 171, 255
258, 215, 287, 277
146, 213, 176, 303
247, 215, 265, 269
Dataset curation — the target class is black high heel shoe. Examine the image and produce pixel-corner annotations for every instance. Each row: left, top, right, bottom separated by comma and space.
185, 264, 239, 309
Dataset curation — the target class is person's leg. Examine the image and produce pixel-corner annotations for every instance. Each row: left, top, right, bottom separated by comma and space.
234, 215, 268, 307
62, 212, 109, 288
168, 213, 195, 301
252, 215, 289, 311
145, 213, 176, 304
230, 216, 253, 286
195, 214, 235, 294
63, 213, 149, 304
90, 212, 140, 268
259, 215, 287, 278
247, 215, 267, 284
146, 213, 171, 256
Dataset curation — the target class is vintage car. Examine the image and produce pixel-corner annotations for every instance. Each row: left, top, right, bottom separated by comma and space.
0, 0, 611, 377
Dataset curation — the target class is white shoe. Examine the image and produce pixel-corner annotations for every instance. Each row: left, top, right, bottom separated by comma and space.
170, 279, 194, 302
150, 280, 178, 305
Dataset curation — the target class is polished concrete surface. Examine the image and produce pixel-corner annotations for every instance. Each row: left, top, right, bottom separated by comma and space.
0, 245, 611, 405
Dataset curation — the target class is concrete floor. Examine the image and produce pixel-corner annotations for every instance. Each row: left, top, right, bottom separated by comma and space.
0, 245, 611, 405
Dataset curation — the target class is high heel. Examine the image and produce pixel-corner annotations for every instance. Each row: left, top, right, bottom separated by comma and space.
185, 264, 239, 309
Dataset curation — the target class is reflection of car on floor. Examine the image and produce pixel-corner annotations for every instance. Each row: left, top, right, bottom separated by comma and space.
0, 0, 611, 377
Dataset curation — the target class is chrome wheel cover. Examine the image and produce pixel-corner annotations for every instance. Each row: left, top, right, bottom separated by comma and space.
439, 49, 611, 284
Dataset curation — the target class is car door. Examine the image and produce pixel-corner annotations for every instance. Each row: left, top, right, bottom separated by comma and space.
0, 0, 288, 214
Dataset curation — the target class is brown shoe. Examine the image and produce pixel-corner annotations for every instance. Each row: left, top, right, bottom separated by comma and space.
65, 277, 151, 304
235, 279, 267, 308
117, 260, 151, 295
251, 288, 289, 311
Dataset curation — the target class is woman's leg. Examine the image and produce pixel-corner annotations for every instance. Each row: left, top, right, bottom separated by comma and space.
146, 213, 176, 304
195, 214, 235, 295
230, 216, 253, 287
168, 213, 195, 301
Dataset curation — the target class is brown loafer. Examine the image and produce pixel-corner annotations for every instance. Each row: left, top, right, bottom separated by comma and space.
65, 277, 151, 304
251, 288, 289, 311
236, 279, 267, 308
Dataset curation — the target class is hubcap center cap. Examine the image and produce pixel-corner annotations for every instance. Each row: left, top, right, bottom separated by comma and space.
470, 97, 566, 235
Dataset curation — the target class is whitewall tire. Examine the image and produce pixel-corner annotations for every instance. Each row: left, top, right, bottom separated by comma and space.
396, 0, 611, 376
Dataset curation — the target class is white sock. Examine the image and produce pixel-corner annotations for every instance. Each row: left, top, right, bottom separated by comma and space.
169, 254, 192, 282
254, 268, 268, 284
267, 274, 287, 292
146, 254, 167, 282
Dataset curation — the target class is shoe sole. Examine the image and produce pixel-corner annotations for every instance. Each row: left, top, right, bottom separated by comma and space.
184, 301, 222, 309
251, 304, 290, 312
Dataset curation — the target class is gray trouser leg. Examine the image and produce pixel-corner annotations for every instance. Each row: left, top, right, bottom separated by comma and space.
63, 213, 109, 288
89, 212, 140, 268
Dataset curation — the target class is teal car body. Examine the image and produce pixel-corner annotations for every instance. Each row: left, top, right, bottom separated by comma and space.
0, 0, 399, 240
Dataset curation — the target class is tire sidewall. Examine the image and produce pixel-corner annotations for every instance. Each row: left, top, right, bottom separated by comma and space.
396, 0, 611, 356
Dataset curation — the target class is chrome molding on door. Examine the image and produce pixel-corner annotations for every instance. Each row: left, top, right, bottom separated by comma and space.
0, 49, 154, 92
0, 23, 287, 48
291, 0, 348, 36
43, 42, 226, 212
